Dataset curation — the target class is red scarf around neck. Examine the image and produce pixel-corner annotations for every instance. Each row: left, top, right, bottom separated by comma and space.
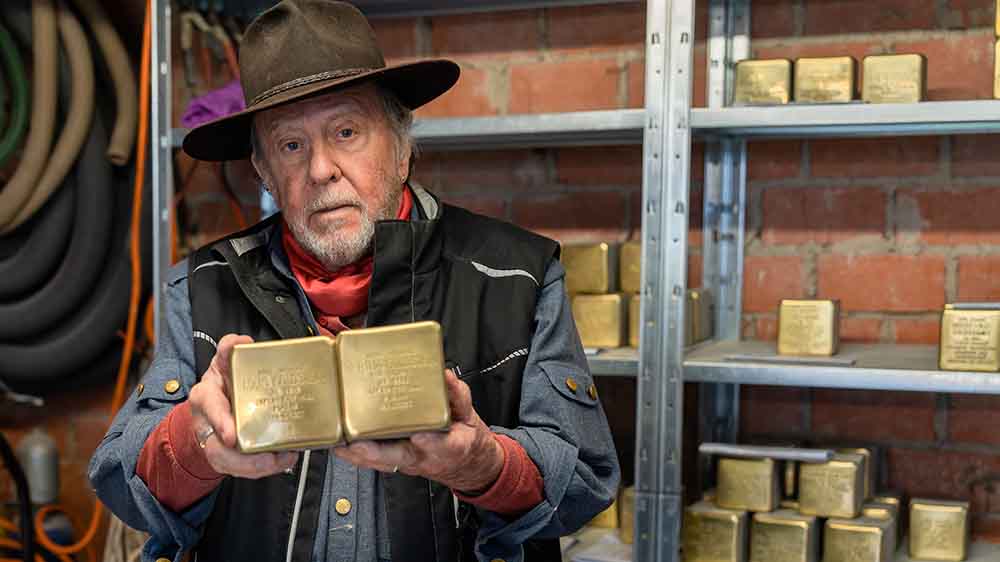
282, 187, 413, 333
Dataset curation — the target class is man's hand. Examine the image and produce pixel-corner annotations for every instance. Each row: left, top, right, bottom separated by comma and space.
334, 369, 505, 493
188, 334, 299, 479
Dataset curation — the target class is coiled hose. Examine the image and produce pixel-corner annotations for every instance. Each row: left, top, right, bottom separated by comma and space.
0, 20, 29, 168
1, 2, 94, 234
0, 0, 57, 229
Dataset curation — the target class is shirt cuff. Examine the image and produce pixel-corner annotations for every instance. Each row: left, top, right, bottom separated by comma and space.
453, 434, 544, 516
167, 401, 223, 481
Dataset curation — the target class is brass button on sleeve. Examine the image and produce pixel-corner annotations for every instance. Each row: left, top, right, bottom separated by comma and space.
335, 498, 352, 515
164, 379, 181, 394
588, 384, 598, 400
565, 377, 578, 393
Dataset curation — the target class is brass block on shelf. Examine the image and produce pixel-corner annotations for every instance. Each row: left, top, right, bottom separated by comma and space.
717, 457, 780, 513
230, 336, 343, 453
750, 509, 819, 562
778, 300, 840, 356
862, 54, 927, 104
909, 499, 970, 562
799, 453, 865, 519
794, 56, 857, 103
735, 59, 793, 105
687, 289, 715, 345
823, 517, 894, 562
338, 322, 450, 442
837, 447, 875, 499
562, 243, 619, 294
620, 240, 641, 294
939, 305, 1000, 372
629, 294, 640, 348
683, 501, 748, 562
619, 486, 635, 545
573, 293, 627, 349
862, 501, 899, 554
872, 490, 906, 542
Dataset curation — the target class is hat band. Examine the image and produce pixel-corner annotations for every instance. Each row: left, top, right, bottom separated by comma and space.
249, 67, 377, 107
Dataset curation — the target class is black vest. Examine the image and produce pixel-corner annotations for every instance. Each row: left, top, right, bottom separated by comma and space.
185, 196, 561, 562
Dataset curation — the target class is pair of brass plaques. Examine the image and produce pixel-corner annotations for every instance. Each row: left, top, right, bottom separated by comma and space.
228, 321, 450, 453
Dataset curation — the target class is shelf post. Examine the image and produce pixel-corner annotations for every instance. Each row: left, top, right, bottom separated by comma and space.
152, 0, 175, 342
635, 0, 695, 560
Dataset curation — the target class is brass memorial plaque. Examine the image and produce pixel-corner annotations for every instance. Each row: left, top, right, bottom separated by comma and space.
862, 54, 927, 104
573, 293, 627, 348
778, 300, 840, 356
619, 486, 635, 544
717, 458, 780, 512
683, 501, 748, 562
872, 490, 905, 542
799, 453, 865, 519
795, 57, 857, 103
562, 243, 618, 294
750, 510, 819, 562
862, 501, 899, 554
337, 322, 450, 442
939, 305, 1000, 372
734, 59, 793, 105
620, 240, 641, 294
629, 294, 640, 348
823, 517, 894, 562
909, 499, 970, 562
230, 336, 343, 453
837, 447, 875, 499
688, 289, 715, 345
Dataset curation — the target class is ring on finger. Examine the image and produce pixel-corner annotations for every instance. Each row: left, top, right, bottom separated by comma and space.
392, 465, 399, 473
196, 425, 216, 449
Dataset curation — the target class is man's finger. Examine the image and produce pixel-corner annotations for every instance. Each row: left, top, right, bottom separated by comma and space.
443, 369, 473, 422
208, 444, 298, 479
195, 382, 239, 448
211, 334, 255, 387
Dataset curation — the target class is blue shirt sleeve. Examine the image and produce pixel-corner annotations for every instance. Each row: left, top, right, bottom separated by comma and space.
87, 260, 216, 562
474, 259, 622, 561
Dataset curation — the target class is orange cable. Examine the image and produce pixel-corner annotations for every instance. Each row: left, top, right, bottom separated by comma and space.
0, 537, 63, 562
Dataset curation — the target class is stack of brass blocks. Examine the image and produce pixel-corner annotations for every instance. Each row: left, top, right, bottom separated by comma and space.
734, 54, 926, 105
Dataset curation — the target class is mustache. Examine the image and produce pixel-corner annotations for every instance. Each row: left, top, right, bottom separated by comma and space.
304, 193, 365, 214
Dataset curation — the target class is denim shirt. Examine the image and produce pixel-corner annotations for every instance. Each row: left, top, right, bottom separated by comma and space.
89, 218, 620, 562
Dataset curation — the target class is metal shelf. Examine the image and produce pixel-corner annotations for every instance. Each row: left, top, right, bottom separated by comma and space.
692, 100, 1000, 139
353, 0, 639, 18
684, 340, 1000, 394
588, 347, 640, 377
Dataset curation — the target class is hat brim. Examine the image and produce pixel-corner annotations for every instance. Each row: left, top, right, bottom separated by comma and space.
182, 59, 460, 161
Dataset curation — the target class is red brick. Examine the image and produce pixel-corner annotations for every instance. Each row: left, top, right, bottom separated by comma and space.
432, 150, 549, 193
972, 515, 1000, 542
953, 134, 1000, 177
743, 256, 806, 313
944, 0, 995, 29
547, 4, 645, 53
958, 256, 1000, 300
897, 188, 1000, 246
740, 386, 809, 436
840, 317, 884, 343
950, 395, 1000, 445
812, 390, 936, 441
755, 316, 778, 340
692, 142, 705, 183
626, 60, 645, 108
370, 18, 418, 62
689, 253, 703, 289
747, 141, 802, 181
817, 254, 947, 312
810, 137, 940, 178
804, 0, 936, 34
512, 191, 628, 243
430, 10, 541, 59
761, 188, 887, 246
894, 318, 942, 344
894, 33, 994, 101
751, 0, 797, 39
417, 66, 497, 117
442, 196, 507, 220
556, 146, 642, 186
509, 59, 621, 114
888, 448, 1000, 505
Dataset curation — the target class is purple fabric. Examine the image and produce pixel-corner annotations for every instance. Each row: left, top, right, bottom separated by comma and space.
180, 80, 246, 129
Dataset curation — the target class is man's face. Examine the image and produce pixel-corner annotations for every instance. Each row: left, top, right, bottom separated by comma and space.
251, 83, 410, 271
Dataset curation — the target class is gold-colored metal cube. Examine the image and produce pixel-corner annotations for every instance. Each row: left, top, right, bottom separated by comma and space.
872, 491, 905, 543
620, 240, 641, 294
837, 447, 875, 499
735, 59, 793, 105
799, 453, 865, 519
562, 243, 618, 294
823, 517, 894, 562
619, 486, 635, 545
909, 499, 970, 561
778, 300, 840, 357
687, 289, 715, 345
794, 57, 857, 103
717, 458, 780, 513
862, 54, 927, 104
590, 495, 619, 528
939, 305, 1000, 372
785, 460, 798, 498
336, 321, 450, 442
229, 336, 343, 453
781, 499, 801, 511
629, 294, 640, 348
863, 501, 899, 554
683, 501, 748, 562
750, 510, 819, 562
573, 293, 627, 348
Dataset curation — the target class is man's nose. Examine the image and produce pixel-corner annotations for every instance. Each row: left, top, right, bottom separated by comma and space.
308, 140, 342, 185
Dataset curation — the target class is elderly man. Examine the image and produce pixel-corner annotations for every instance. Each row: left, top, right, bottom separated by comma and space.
89, 1, 619, 561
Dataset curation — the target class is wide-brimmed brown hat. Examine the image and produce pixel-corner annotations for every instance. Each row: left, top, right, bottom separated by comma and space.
183, 0, 459, 161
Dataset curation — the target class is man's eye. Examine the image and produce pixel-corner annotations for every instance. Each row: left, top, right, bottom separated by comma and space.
284, 141, 301, 152
338, 128, 355, 139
